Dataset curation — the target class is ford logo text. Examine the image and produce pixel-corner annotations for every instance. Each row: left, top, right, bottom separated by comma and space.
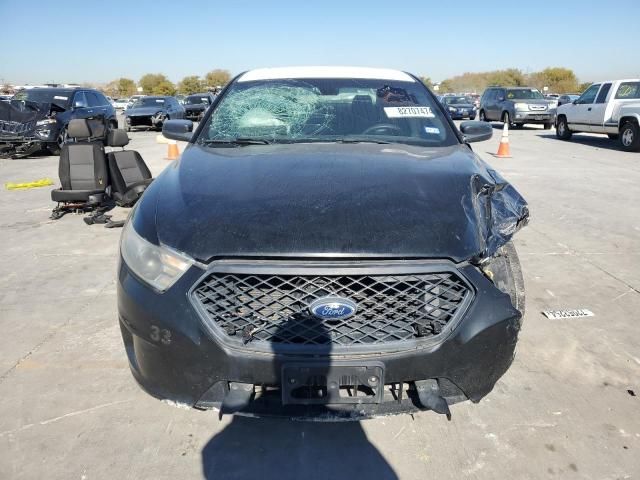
309, 297, 357, 321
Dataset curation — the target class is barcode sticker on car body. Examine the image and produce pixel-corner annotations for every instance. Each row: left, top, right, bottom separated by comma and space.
542, 309, 594, 320
384, 106, 435, 118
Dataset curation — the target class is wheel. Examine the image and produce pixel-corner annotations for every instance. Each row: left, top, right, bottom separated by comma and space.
501, 111, 513, 127
607, 133, 619, 140
48, 127, 67, 155
619, 121, 640, 152
479, 110, 488, 122
543, 123, 552, 130
556, 116, 572, 140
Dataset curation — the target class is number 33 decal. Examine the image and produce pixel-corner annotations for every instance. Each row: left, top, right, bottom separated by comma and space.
150, 325, 172, 345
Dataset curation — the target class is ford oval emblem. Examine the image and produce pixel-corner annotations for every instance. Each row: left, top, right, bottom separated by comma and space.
309, 297, 357, 321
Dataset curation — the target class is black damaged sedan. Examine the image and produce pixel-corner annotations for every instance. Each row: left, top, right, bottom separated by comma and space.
118, 67, 528, 420
124, 95, 184, 131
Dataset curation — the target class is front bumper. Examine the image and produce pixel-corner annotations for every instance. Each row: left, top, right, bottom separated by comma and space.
126, 114, 167, 128
117, 260, 522, 419
449, 109, 476, 119
513, 111, 553, 124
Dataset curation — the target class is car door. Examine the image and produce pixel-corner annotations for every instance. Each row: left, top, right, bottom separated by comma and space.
566, 84, 600, 131
85, 91, 108, 135
488, 89, 504, 121
483, 90, 497, 120
585, 83, 612, 132
69, 91, 93, 125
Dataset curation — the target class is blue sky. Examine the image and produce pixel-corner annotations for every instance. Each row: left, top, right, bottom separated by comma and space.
1, 0, 638, 85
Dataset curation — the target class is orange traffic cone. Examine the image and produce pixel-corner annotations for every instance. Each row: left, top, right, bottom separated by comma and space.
166, 140, 180, 160
493, 122, 512, 158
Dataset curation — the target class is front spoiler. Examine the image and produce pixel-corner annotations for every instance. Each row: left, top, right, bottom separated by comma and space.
117, 262, 522, 419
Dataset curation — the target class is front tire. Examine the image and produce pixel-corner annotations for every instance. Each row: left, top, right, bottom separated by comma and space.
502, 111, 513, 127
619, 121, 640, 152
556, 116, 572, 140
479, 110, 488, 122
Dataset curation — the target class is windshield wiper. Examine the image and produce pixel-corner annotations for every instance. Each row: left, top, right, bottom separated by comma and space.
202, 137, 271, 146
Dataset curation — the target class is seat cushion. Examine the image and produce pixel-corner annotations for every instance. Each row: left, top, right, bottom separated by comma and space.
51, 188, 104, 202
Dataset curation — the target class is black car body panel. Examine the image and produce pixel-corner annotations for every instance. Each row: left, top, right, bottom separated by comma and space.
153, 143, 527, 263
0, 88, 116, 157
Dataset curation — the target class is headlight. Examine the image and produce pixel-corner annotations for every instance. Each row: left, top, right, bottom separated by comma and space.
514, 103, 529, 110
120, 221, 194, 292
36, 118, 56, 126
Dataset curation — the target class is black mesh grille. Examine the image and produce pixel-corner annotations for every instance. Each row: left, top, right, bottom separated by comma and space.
192, 271, 471, 347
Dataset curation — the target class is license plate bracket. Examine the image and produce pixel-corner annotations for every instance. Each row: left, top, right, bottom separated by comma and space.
282, 362, 384, 405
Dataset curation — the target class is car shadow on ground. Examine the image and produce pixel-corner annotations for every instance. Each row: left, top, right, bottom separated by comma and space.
486, 121, 548, 131
537, 133, 625, 152
201, 416, 398, 480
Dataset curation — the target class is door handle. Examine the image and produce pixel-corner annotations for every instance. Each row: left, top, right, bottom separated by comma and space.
588, 107, 592, 111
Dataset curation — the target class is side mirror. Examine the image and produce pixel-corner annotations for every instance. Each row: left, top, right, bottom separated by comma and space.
163, 119, 194, 142
572, 99, 579, 105
460, 121, 493, 143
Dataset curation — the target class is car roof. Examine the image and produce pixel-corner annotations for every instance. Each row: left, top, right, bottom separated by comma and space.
238, 66, 415, 83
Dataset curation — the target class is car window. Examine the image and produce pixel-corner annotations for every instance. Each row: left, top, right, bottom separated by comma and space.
505, 89, 544, 100
576, 84, 600, 104
595, 83, 612, 104
73, 91, 88, 108
199, 77, 458, 147
615, 81, 640, 99
86, 91, 103, 107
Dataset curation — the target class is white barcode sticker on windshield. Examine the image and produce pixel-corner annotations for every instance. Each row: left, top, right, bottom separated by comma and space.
425, 127, 440, 134
384, 106, 435, 118
53, 96, 68, 100
542, 309, 594, 320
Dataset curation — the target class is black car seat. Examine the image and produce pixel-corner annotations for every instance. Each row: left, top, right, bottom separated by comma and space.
50, 118, 108, 214
106, 129, 153, 207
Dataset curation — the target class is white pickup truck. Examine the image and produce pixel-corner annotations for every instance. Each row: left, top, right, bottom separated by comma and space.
555, 79, 640, 151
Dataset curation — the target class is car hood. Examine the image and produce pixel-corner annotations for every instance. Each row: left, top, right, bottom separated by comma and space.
149, 143, 528, 263
125, 106, 165, 116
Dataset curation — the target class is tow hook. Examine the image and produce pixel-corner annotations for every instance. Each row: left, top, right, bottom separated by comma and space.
219, 382, 254, 420
414, 379, 451, 420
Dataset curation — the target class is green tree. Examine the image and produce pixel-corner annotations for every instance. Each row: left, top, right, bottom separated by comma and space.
438, 80, 454, 93
177, 75, 204, 94
152, 80, 177, 96
529, 67, 579, 93
420, 76, 433, 88
577, 81, 592, 93
204, 69, 231, 89
116, 78, 137, 96
139, 73, 170, 94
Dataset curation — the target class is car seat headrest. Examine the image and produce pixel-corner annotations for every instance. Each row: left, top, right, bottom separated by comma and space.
107, 129, 130, 147
67, 119, 91, 139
